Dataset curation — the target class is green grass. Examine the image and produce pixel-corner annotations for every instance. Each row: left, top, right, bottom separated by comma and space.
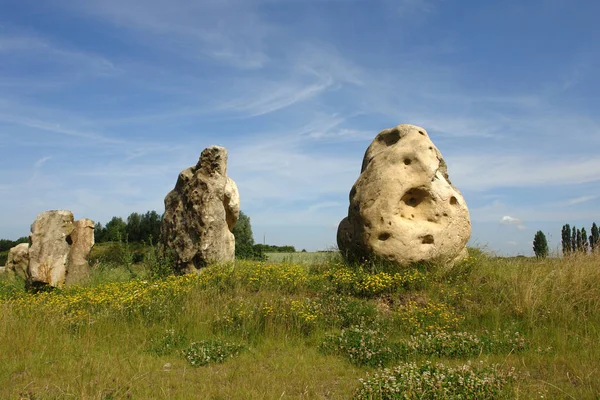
1, 249, 599, 399
265, 251, 333, 265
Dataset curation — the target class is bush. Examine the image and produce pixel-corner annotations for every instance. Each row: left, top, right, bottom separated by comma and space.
183, 339, 244, 367
320, 325, 398, 367
354, 361, 516, 399
401, 329, 526, 358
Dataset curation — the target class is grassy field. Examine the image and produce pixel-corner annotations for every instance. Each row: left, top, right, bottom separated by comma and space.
265, 252, 332, 265
1, 249, 600, 399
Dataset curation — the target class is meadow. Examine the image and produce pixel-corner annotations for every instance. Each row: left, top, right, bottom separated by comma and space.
1, 246, 599, 399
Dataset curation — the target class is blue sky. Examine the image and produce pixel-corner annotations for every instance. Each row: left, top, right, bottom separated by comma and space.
1, 0, 599, 255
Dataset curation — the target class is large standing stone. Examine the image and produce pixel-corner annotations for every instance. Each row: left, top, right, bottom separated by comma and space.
65, 218, 95, 286
337, 124, 471, 267
6, 243, 29, 280
28, 210, 75, 287
161, 146, 240, 273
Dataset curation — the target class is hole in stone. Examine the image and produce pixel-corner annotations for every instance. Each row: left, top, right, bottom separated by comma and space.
404, 158, 412, 165
411, 214, 415, 218
400, 214, 406, 218
378, 232, 391, 241
378, 129, 401, 146
66, 235, 73, 245
422, 235, 434, 244
401, 188, 429, 208
419, 130, 425, 136
450, 196, 458, 205
443, 212, 448, 217
428, 146, 433, 150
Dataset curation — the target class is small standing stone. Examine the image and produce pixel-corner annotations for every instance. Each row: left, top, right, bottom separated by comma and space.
6, 242, 30, 280
28, 210, 75, 287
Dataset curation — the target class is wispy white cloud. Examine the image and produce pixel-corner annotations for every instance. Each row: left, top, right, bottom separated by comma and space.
0, 113, 124, 144
449, 155, 600, 192
217, 74, 334, 117
566, 195, 597, 205
33, 156, 52, 169
0, 30, 118, 78
59, 0, 271, 69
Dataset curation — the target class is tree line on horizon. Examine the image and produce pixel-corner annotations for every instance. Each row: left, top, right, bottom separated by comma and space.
561, 223, 599, 255
2, 209, 296, 264
532, 222, 599, 258
94, 210, 295, 259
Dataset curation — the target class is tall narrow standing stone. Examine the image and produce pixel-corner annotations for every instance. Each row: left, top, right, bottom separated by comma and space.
65, 218, 95, 286
161, 146, 240, 273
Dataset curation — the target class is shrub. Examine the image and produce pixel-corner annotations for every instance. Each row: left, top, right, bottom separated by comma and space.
320, 325, 398, 367
354, 361, 516, 399
183, 339, 244, 367
394, 300, 463, 333
401, 329, 526, 358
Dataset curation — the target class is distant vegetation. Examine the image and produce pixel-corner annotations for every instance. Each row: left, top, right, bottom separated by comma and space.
232, 210, 297, 261
0, 237, 28, 265
561, 222, 599, 255
0, 237, 29, 252
94, 211, 162, 244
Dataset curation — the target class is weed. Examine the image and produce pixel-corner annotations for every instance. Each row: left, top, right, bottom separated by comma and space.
355, 361, 516, 399
183, 339, 244, 367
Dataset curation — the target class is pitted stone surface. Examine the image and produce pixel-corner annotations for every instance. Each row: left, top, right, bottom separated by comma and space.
161, 146, 240, 272
28, 210, 75, 287
337, 124, 471, 267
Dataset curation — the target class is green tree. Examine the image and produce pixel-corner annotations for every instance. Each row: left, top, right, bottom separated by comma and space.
533, 231, 549, 258
561, 224, 571, 255
233, 211, 254, 247
140, 211, 162, 244
582, 227, 589, 253
576, 228, 583, 252
94, 222, 106, 243
126, 212, 142, 242
572, 226, 577, 253
591, 223, 599, 253
232, 211, 266, 260
0, 237, 28, 252
104, 217, 127, 242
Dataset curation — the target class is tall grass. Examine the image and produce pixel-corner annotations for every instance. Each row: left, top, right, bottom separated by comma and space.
1, 249, 599, 399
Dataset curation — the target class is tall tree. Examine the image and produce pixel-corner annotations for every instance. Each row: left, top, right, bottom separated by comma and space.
94, 222, 106, 243
126, 212, 142, 242
572, 226, 577, 253
140, 210, 162, 244
591, 223, 599, 253
576, 228, 583, 252
582, 227, 589, 253
232, 211, 256, 259
561, 224, 572, 255
533, 231, 549, 258
104, 217, 127, 242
